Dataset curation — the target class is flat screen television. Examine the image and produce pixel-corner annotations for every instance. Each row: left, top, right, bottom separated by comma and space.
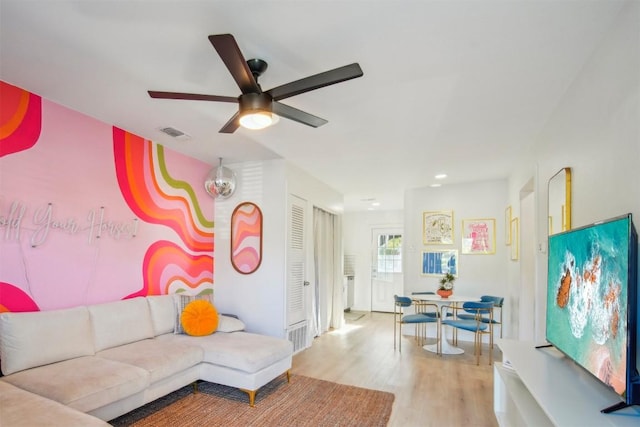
546, 213, 639, 413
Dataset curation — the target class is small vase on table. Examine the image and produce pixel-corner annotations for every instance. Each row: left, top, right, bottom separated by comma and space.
438, 272, 455, 299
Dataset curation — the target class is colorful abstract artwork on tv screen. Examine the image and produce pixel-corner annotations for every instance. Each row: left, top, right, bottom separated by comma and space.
547, 214, 635, 397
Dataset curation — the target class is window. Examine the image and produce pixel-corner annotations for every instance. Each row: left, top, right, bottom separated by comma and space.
377, 234, 402, 273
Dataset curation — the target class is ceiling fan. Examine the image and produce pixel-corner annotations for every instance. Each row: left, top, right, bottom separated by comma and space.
148, 34, 364, 133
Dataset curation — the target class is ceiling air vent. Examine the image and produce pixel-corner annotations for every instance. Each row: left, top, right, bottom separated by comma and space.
158, 126, 191, 140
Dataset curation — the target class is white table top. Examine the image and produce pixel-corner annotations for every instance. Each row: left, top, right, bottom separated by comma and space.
411, 294, 480, 303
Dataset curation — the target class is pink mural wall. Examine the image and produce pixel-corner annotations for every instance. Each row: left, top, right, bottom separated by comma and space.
0, 81, 214, 312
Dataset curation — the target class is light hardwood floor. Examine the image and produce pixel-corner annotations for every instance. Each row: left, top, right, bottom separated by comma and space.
291, 311, 500, 427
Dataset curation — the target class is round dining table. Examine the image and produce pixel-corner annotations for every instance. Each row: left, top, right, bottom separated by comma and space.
411, 294, 480, 355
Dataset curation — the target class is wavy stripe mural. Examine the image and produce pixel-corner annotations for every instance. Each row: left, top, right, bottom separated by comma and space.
0, 282, 40, 313
126, 240, 213, 297
113, 128, 214, 253
0, 81, 214, 312
113, 128, 213, 297
0, 81, 42, 157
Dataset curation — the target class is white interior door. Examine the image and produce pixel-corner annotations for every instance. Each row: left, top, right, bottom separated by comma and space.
287, 195, 306, 327
370, 228, 403, 312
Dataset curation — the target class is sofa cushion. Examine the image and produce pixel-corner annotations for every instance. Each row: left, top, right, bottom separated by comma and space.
88, 297, 154, 352
96, 338, 203, 383
217, 314, 246, 332
147, 294, 177, 336
1, 356, 149, 413
0, 380, 110, 426
157, 331, 293, 374
0, 306, 94, 375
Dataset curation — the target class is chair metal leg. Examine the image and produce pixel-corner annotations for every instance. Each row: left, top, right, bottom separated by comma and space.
437, 323, 440, 355
489, 323, 494, 365
393, 311, 397, 351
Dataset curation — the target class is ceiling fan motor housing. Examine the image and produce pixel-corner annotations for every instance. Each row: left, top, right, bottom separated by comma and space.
239, 92, 273, 114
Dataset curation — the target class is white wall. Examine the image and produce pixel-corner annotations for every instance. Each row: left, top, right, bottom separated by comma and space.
508, 1, 640, 343
343, 181, 512, 338
214, 160, 287, 337
344, 180, 509, 320
343, 210, 403, 311
404, 180, 509, 298
214, 159, 343, 339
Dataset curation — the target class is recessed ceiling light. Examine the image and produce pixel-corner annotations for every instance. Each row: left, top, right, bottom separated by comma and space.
435, 174, 447, 179
430, 183, 442, 188
372, 202, 380, 207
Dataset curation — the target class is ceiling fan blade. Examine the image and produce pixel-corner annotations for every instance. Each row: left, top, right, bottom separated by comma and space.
208, 34, 261, 94
148, 91, 238, 103
266, 63, 363, 101
272, 101, 328, 128
219, 111, 241, 134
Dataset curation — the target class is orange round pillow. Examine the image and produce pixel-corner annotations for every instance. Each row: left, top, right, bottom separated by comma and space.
180, 299, 219, 336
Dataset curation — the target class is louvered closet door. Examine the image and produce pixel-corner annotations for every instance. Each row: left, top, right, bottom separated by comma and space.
287, 195, 306, 326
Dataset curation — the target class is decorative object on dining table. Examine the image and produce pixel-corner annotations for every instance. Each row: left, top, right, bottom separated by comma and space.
437, 272, 455, 298
422, 210, 454, 245
461, 218, 496, 255
421, 249, 458, 276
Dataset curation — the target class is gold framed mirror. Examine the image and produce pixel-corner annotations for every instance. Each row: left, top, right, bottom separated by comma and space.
548, 167, 571, 235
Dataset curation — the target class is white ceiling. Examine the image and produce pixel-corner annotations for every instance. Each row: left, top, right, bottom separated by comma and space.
0, 1, 627, 211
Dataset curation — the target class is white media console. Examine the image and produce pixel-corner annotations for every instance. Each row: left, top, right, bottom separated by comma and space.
494, 339, 640, 426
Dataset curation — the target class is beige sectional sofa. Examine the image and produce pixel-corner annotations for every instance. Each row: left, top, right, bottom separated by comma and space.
0, 295, 293, 425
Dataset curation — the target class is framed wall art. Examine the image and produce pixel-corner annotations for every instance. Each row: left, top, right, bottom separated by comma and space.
230, 202, 263, 274
461, 218, 496, 254
510, 217, 519, 261
423, 210, 454, 245
421, 249, 458, 276
505, 206, 512, 245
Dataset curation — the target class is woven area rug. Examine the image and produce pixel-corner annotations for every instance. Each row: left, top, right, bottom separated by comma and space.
109, 374, 394, 427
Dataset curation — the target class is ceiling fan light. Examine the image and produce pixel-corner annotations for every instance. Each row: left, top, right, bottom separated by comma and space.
239, 111, 273, 130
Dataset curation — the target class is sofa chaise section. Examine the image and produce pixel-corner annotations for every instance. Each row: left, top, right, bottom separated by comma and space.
158, 331, 293, 405
149, 294, 294, 406
0, 381, 110, 427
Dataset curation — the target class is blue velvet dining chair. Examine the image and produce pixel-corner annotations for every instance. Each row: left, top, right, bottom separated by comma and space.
441, 301, 494, 365
457, 295, 504, 340
411, 291, 453, 319
394, 295, 439, 352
